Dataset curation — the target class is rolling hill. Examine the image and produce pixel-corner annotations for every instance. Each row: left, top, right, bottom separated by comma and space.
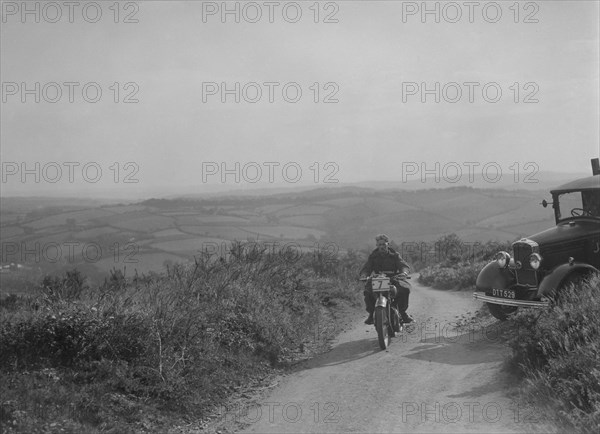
1, 185, 557, 288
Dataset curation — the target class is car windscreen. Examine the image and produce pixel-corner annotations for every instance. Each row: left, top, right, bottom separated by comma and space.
557, 191, 590, 220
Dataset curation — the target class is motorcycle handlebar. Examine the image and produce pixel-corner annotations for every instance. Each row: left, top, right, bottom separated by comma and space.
358, 273, 411, 281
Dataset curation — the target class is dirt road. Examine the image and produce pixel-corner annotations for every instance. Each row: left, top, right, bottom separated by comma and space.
216, 280, 559, 433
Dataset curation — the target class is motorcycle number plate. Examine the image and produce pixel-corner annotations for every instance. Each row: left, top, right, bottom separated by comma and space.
372, 278, 390, 291
492, 288, 516, 299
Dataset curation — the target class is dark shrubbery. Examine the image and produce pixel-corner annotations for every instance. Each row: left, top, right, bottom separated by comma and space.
40, 269, 89, 303
507, 273, 600, 433
416, 234, 512, 290
0, 305, 149, 369
0, 242, 361, 430
418, 261, 485, 290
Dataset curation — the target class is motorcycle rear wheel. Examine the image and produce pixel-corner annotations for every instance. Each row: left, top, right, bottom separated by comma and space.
375, 307, 389, 350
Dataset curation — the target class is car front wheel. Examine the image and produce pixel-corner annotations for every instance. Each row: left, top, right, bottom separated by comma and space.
487, 303, 518, 321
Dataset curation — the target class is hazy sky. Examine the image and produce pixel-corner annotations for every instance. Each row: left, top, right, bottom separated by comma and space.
1, 0, 599, 198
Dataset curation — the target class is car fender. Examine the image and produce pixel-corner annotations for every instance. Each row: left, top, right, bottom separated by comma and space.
476, 261, 514, 292
538, 262, 599, 296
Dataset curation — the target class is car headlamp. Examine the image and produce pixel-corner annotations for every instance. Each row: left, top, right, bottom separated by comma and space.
495, 251, 511, 268
529, 253, 542, 270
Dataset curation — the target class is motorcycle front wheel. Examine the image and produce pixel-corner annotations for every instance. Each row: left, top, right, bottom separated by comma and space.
390, 307, 400, 336
375, 306, 389, 350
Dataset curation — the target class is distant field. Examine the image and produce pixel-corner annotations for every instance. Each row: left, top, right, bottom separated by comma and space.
153, 228, 186, 238
0, 214, 21, 225
317, 197, 364, 207
274, 205, 332, 217
1, 197, 109, 215
478, 201, 552, 228
243, 225, 326, 239
502, 220, 556, 238
1, 185, 565, 279
0, 226, 24, 239
452, 227, 518, 243
24, 209, 115, 229
94, 212, 147, 227
73, 226, 119, 239
396, 190, 454, 207
228, 209, 259, 217
279, 215, 326, 228
110, 215, 175, 232
161, 211, 203, 216
361, 210, 460, 242
135, 239, 157, 246
101, 205, 148, 214
363, 197, 418, 214
15, 234, 121, 262
174, 215, 203, 225
325, 204, 376, 222
178, 226, 211, 236
179, 225, 259, 240
150, 237, 228, 254
423, 193, 530, 224
172, 214, 252, 225
33, 231, 77, 245
195, 215, 250, 224
255, 204, 294, 214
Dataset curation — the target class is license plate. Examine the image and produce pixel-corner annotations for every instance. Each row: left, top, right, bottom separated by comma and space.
492, 288, 516, 299
372, 278, 390, 291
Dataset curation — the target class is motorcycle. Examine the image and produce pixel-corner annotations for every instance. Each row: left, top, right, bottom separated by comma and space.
360, 272, 410, 350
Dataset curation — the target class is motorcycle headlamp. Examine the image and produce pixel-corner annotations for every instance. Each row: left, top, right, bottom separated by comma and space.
529, 253, 542, 270
495, 251, 511, 269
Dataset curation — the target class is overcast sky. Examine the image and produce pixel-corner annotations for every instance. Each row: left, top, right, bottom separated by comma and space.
1, 1, 599, 198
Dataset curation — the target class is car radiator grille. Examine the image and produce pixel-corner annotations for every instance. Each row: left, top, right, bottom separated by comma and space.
513, 239, 539, 286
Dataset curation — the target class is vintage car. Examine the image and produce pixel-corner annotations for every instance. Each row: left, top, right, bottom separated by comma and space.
474, 158, 600, 320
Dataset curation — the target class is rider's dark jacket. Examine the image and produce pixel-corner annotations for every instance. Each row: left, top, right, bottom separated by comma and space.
360, 247, 410, 276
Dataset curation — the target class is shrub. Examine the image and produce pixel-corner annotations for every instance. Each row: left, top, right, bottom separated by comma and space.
507, 273, 600, 432
40, 269, 89, 303
417, 261, 486, 290
0, 240, 352, 427
0, 294, 30, 312
0, 304, 150, 370
417, 234, 513, 290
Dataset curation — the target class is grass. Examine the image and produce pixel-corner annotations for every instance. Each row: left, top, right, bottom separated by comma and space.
417, 260, 486, 290
0, 242, 363, 433
414, 234, 512, 286
505, 273, 600, 433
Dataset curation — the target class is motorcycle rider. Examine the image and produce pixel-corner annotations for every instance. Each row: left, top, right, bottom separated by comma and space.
360, 234, 414, 325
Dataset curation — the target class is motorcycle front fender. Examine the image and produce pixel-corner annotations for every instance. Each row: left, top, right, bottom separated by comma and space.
375, 294, 387, 308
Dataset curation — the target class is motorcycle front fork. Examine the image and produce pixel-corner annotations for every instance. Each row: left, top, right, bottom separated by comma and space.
375, 295, 400, 332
